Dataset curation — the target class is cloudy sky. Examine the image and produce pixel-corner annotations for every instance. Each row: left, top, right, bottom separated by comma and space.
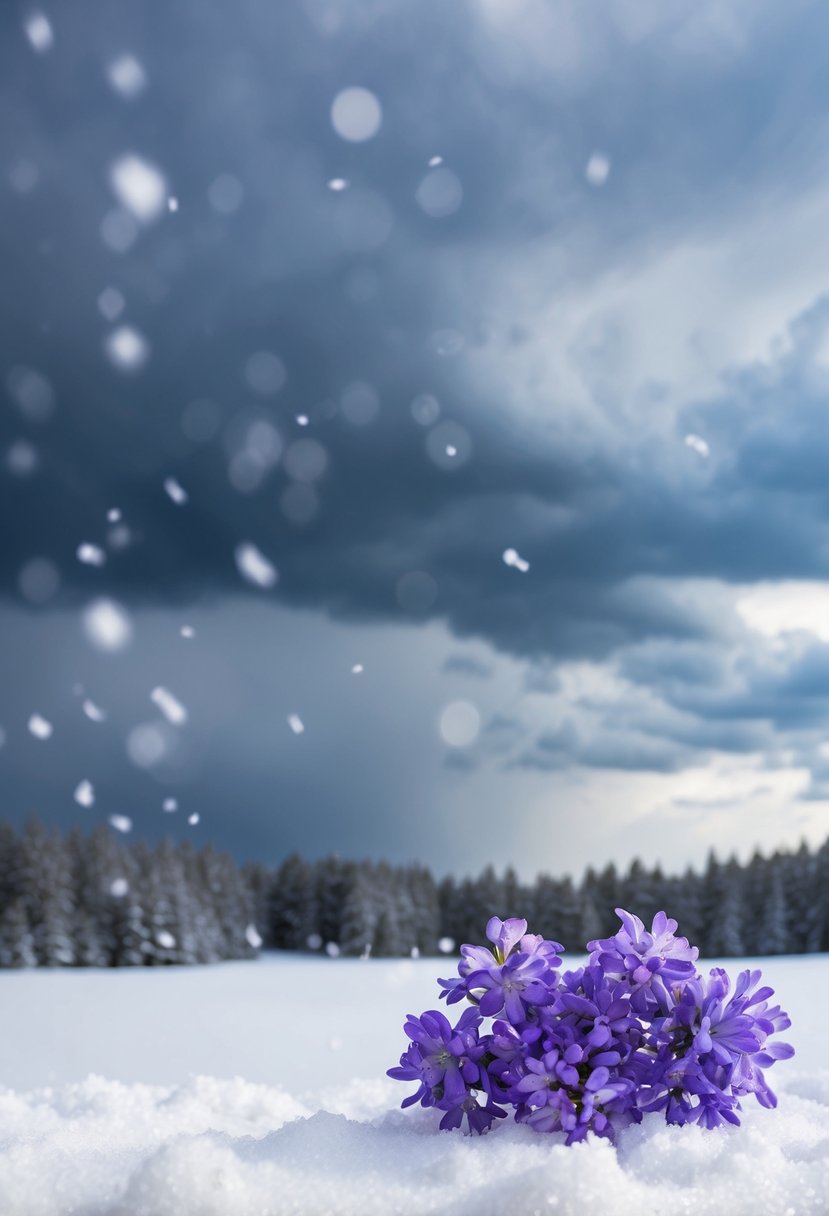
3, 0, 829, 880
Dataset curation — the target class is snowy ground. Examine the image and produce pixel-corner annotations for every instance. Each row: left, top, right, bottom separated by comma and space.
0, 953, 827, 1215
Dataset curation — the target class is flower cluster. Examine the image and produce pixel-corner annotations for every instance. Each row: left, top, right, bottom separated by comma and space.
388, 910, 794, 1143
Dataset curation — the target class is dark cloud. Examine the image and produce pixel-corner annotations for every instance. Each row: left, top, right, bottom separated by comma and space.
5, 0, 829, 871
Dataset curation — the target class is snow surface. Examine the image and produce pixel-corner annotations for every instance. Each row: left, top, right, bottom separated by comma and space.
0, 954, 827, 1215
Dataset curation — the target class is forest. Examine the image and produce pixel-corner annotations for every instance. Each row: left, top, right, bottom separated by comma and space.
0, 817, 826, 966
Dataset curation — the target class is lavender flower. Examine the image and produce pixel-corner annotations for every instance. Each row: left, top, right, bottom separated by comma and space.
386, 1006, 506, 1133
640, 966, 794, 1127
438, 916, 563, 1020
388, 909, 794, 1144
588, 908, 698, 1016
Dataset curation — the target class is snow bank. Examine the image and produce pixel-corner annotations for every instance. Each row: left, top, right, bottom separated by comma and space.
0, 1072, 827, 1215
1, 955, 827, 1213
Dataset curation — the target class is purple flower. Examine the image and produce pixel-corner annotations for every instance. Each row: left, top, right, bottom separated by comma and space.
642, 967, 794, 1126
588, 908, 698, 1016
389, 907, 794, 1144
387, 1006, 507, 1133
438, 917, 563, 1020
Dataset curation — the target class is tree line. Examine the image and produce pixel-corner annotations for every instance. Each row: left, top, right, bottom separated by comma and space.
0, 817, 827, 967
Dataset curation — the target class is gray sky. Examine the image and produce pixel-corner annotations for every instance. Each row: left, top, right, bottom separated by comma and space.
3, 0, 829, 878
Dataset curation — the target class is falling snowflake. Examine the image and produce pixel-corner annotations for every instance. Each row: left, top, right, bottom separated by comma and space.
188, 812, 200, 826
107, 508, 122, 523
150, 686, 188, 726
235, 542, 278, 589
83, 599, 133, 652
685, 433, 710, 458
163, 476, 188, 505
97, 288, 125, 322
109, 154, 167, 223
77, 543, 106, 567
180, 625, 195, 639
327, 178, 349, 191
108, 814, 132, 834
428, 155, 443, 167
351, 663, 364, 674
287, 714, 305, 735
162, 797, 178, 813
73, 779, 95, 808
28, 713, 53, 740
502, 547, 530, 573
167, 196, 179, 212
106, 326, 149, 372
109, 877, 129, 898
156, 930, 176, 950
295, 414, 309, 427
24, 12, 53, 52
245, 924, 263, 949
82, 698, 107, 723
585, 152, 611, 187
330, 87, 382, 142
106, 54, 147, 99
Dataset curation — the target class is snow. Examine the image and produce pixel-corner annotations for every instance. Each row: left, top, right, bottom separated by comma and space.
586, 151, 611, 186
107, 814, 132, 833
97, 287, 125, 321
106, 325, 150, 372
107, 54, 147, 100
73, 779, 95, 807
23, 12, 53, 53
331, 87, 382, 142
287, 713, 305, 735
163, 476, 188, 505
439, 700, 480, 747
685, 432, 711, 458
77, 542, 106, 567
82, 697, 107, 723
0, 954, 825, 1215
109, 154, 167, 223
83, 598, 133, 651
27, 713, 53, 740
150, 686, 188, 726
234, 542, 278, 589
502, 546, 530, 573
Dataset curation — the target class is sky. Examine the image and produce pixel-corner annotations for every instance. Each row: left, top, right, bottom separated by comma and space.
3, 0, 829, 880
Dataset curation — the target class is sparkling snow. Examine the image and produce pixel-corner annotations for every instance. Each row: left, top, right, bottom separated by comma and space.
0, 955, 824, 1216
